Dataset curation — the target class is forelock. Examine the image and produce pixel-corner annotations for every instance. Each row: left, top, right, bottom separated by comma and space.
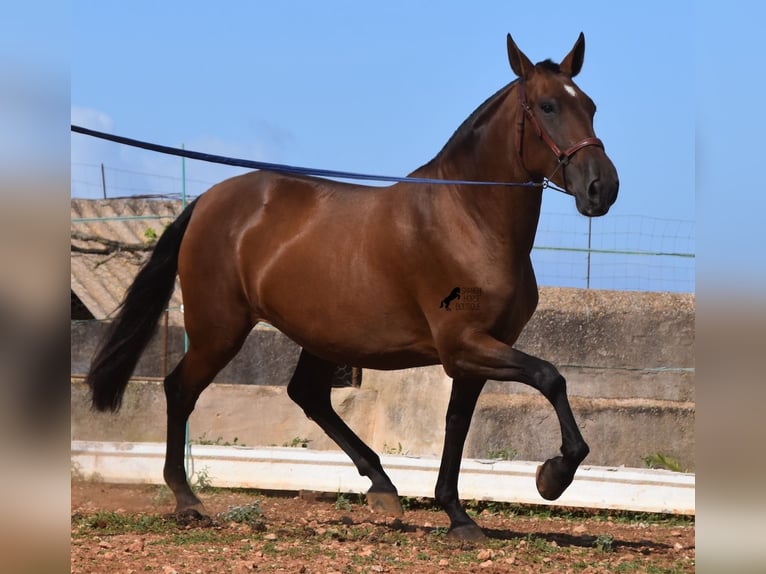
536, 59, 561, 73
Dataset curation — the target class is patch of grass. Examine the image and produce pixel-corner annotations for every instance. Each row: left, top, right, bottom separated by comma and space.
614, 562, 692, 573
192, 434, 245, 447
283, 436, 312, 448
168, 530, 243, 546
220, 501, 266, 530
72, 510, 169, 535
403, 495, 449, 513
486, 446, 518, 461
523, 532, 555, 554
643, 452, 685, 472
464, 498, 520, 518
461, 501, 694, 528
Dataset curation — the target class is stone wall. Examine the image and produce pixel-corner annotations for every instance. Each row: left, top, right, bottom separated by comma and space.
71, 287, 695, 470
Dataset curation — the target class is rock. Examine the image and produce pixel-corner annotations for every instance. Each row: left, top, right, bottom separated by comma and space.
231, 561, 255, 573
477, 549, 494, 561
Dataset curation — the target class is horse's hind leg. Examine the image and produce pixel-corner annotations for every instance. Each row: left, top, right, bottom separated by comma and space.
287, 349, 403, 516
163, 325, 251, 517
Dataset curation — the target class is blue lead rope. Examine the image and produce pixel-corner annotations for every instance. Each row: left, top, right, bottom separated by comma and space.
71, 125, 543, 188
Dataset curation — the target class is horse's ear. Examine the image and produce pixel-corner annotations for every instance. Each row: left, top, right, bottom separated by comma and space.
507, 33, 534, 78
560, 32, 585, 77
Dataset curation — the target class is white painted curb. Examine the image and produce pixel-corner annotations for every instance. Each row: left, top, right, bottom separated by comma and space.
71, 441, 694, 515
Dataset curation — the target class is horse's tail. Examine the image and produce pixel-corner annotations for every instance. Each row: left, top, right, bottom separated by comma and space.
86, 198, 200, 412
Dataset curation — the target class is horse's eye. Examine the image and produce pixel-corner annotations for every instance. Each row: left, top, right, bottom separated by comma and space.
540, 102, 555, 114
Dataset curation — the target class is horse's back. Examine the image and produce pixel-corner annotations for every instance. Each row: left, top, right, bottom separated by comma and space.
178, 171, 440, 368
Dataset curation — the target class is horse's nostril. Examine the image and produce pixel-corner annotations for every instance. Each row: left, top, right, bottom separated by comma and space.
588, 179, 602, 198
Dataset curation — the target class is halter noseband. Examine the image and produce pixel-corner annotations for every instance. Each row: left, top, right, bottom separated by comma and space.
515, 79, 604, 195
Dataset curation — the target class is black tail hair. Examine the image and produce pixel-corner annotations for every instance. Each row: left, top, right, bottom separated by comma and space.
86, 198, 199, 412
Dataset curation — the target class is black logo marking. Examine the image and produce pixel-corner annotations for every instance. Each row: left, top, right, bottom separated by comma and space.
440, 286, 482, 311
439, 287, 461, 311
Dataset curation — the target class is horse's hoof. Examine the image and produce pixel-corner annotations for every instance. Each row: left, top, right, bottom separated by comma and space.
174, 501, 209, 519
535, 456, 576, 501
366, 491, 404, 517
447, 523, 487, 542
174, 506, 213, 526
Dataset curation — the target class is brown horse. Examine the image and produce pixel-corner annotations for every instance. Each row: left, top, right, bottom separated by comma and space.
86, 32, 618, 541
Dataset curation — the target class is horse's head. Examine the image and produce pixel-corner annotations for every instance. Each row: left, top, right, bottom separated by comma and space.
508, 33, 619, 217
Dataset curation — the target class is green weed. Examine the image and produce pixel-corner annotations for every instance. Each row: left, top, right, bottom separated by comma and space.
193, 434, 245, 447
283, 436, 312, 448
73, 510, 168, 535
593, 533, 615, 552
191, 466, 213, 493
382, 442, 409, 455
643, 452, 685, 472
334, 491, 353, 511
486, 446, 518, 461
220, 501, 266, 530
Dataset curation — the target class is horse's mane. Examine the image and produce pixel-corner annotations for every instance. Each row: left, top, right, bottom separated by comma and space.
425, 79, 517, 164
415, 59, 559, 171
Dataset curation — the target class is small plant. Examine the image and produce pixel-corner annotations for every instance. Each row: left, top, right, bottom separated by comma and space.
334, 491, 353, 511
191, 466, 213, 493
71, 461, 83, 481
523, 533, 554, 553
143, 227, 158, 244
643, 452, 684, 472
152, 484, 173, 505
221, 501, 266, 530
193, 434, 244, 446
382, 442, 409, 455
71, 461, 104, 483
283, 437, 312, 448
593, 533, 615, 552
486, 446, 518, 461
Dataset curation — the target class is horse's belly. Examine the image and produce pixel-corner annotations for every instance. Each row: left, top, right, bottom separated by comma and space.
259, 281, 438, 368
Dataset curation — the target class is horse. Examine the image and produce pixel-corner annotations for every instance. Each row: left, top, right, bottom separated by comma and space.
439, 287, 461, 310
86, 32, 619, 541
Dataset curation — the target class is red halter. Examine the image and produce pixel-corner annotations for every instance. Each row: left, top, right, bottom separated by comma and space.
515, 79, 604, 191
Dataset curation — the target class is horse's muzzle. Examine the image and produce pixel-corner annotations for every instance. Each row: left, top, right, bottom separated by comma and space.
575, 175, 619, 217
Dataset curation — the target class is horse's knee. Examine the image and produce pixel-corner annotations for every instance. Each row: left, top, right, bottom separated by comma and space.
534, 368, 566, 398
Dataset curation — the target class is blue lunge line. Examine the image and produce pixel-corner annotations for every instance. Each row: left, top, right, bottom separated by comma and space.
71, 125, 542, 188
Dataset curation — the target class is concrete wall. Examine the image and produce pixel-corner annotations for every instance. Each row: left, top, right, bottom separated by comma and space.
71, 287, 695, 471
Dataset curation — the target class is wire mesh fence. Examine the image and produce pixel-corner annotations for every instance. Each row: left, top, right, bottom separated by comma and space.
72, 161, 695, 293
533, 212, 694, 292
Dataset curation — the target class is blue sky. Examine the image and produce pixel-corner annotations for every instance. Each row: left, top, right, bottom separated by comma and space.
70, 1, 700, 291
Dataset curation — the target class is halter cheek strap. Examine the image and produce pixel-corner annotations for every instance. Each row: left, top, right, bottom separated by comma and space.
515, 80, 604, 176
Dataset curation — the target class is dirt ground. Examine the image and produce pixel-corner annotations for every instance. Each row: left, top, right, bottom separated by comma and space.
71, 481, 694, 573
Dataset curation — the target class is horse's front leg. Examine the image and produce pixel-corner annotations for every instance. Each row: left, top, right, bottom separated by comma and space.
443, 332, 590, 503
435, 377, 487, 541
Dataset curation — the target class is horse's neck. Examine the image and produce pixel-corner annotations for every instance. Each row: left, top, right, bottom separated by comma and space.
409, 101, 543, 253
